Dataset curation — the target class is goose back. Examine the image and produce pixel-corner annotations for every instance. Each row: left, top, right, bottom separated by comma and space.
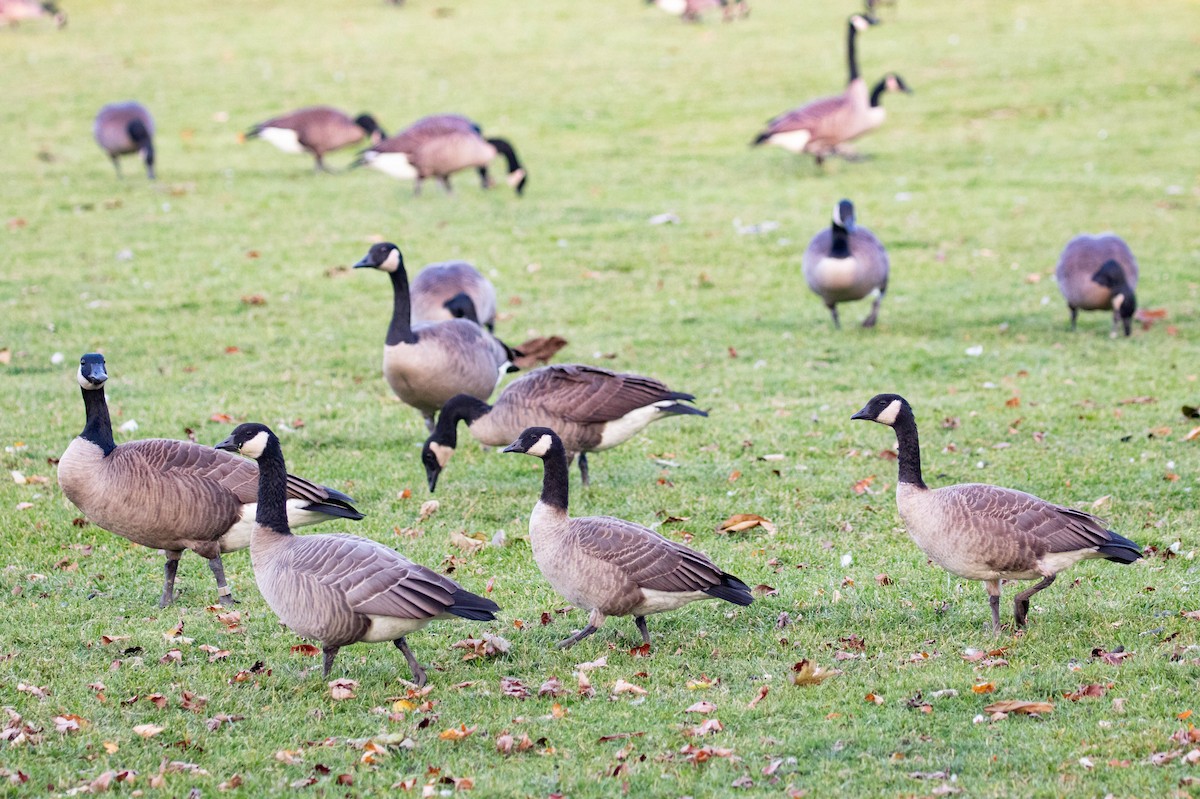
93, 102, 153, 156
249, 106, 376, 157
410, 261, 497, 328
1055, 234, 1139, 310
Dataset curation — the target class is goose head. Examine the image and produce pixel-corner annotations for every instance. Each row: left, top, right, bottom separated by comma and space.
849, 13, 878, 31
851, 393, 911, 427
883, 73, 913, 94
421, 437, 455, 492
215, 422, 276, 460
353, 242, 403, 273
77, 353, 108, 390
502, 426, 560, 458
1092, 260, 1137, 336
354, 113, 386, 145
832, 199, 857, 234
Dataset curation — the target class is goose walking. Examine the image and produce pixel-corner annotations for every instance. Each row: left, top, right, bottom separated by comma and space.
57, 354, 363, 607
851, 394, 1142, 632
93, 102, 155, 179
423, 364, 707, 491
802, 199, 889, 328
503, 427, 752, 649
1055, 234, 1139, 337
246, 106, 385, 172
216, 423, 498, 685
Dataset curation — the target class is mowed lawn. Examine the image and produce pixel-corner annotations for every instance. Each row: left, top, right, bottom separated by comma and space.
2, 0, 1199, 795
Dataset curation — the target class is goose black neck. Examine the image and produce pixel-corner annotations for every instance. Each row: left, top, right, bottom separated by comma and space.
830, 224, 852, 258
870, 79, 887, 107
892, 407, 926, 488
847, 21, 861, 83
385, 268, 417, 346
80, 387, 116, 455
254, 436, 293, 535
487, 138, 521, 173
434, 395, 492, 446
538, 439, 570, 512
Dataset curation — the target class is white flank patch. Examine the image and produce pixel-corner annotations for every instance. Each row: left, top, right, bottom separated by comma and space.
257, 127, 304, 155
765, 129, 812, 154
365, 152, 418, 180
875, 398, 902, 426
597, 403, 672, 450
655, 0, 687, 14
1036, 549, 1096, 576
811, 256, 860, 291
222, 499, 329, 551
361, 614, 432, 643
1111, 294, 1124, 311
632, 588, 708, 615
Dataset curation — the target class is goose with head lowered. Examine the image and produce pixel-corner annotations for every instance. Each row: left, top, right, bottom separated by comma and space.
802, 198, 889, 328
354, 242, 520, 432
216, 423, 498, 685
93, 101, 156, 179
851, 394, 1142, 633
423, 364, 707, 491
409, 260, 497, 331
246, 106, 385, 173
0, 0, 66, 27
503, 427, 752, 649
1055, 234, 1139, 338
57, 354, 363, 607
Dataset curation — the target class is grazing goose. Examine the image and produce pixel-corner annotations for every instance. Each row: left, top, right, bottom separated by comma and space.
354, 242, 516, 432
851, 394, 1142, 632
93, 102, 155, 179
1055, 234, 1139, 337
353, 114, 527, 196
410, 260, 497, 331
646, 0, 748, 22
246, 106, 385, 173
503, 427, 752, 649
57, 354, 363, 607
216, 423, 499, 684
423, 365, 707, 491
0, 0, 66, 27
423, 365, 706, 491
802, 199, 889, 328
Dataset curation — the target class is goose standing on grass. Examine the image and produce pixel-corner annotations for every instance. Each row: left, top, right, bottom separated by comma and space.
93, 102, 155, 179
422, 364, 707, 491
646, 0, 748, 22
0, 0, 66, 27
503, 427, 752, 649
57, 354, 363, 607
410, 260, 497, 330
354, 242, 518, 432
352, 114, 527, 196
215, 423, 498, 685
802, 198, 889, 328
245, 106, 385, 173
851, 394, 1142, 633
1055, 234, 1139, 338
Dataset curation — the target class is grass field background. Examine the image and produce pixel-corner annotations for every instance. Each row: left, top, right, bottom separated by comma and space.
2, 0, 1199, 795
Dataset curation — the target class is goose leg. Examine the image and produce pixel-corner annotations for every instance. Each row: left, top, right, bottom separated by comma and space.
439, 176, 453, 194
477, 166, 492, 190
207, 555, 235, 605
412, 178, 423, 197
634, 616, 651, 646
1013, 575, 1055, 628
556, 625, 599, 650
862, 288, 885, 328
110, 155, 123, 179
321, 645, 340, 677
314, 153, 329, 174
159, 553, 181, 607
827, 303, 841, 329
394, 637, 427, 687
578, 453, 590, 487
984, 580, 1002, 634
1069, 307, 1078, 331
423, 413, 436, 434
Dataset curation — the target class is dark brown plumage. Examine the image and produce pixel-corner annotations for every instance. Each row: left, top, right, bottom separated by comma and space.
93, 101, 155, 179
246, 106, 384, 172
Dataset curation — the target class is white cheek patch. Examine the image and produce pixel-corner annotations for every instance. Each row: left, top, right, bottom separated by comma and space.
77, 368, 94, 389
506, 168, 526, 188
525, 434, 553, 457
1111, 294, 1124, 311
429, 441, 454, 468
240, 431, 270, 459
852, 15, 870, 31
381, 248, 400, 273
875, 399, 902, 426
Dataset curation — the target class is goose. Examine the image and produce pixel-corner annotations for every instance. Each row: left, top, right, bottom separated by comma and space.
246, 106, 385, 173
354, 242, 517, 432
646, 0, 748, 22
1055, 234, 1139, 338
851, 394, 1142, 632
503, 427, 752, 649
93, 102, 155, 179
422, 364, 707, 491
57, 354, 363, 607
352, 114, 527, 196
410, 260, 497, 331
0, 0, 65, 26
215, 423, 499, 684
802, 199, 889, 328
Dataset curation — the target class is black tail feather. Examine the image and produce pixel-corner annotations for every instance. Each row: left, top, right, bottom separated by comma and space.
751, 131, 770, 146
448, 589, 501, 621
704, 573, 754, 606
305, 501, 364, 522
661, 401, 708, 418
1099, 531, 1142, 564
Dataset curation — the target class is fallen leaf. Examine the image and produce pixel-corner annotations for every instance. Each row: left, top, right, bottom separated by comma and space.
450, 530, 486, 554
852, 475, 876, 495
54, 714, 87, 733
612, 679, 647, 696
133, 724, 165, 738
438, 724, 477, 742
686, 718, 724, 737
865, 693, 885, 705
716, 514, 776, 534
291, 644, 320, 657
972, 682, 996, 694
685, 701, 717, 714
791, 659, 841, 686
1063, 683, 1111, 701
500, 676, 530, 699
329, 679, 358, 701
983, 700, 1053, 715
747, 685, 769, 709
538, 677, 567, 698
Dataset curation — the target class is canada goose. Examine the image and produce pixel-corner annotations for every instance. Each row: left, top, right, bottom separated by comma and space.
1055, 234, 1139, 338
246, 106, 385, 173
215, 423, 499, 685
422, 364, 708, 491
0, 0, 65, 27
503, 427, 752, 649
354, 242, 517, 432
93, 102, 155, 179
851, 394, 1142, 632
57, 354, 363, 607
802, 199, 889, 328
646, 0, 748, 22
352, 114, 527, 196
411, 260, 497, 331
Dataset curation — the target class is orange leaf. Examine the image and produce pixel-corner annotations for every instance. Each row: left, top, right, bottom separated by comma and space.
983, 700, 1053, 715
716, 514, 776, 534
972, 682, 996, 694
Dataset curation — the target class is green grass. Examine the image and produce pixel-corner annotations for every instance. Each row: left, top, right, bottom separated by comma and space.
2, 0, 1199, 795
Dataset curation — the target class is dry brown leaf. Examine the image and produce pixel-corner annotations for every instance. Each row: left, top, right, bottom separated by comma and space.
685, 701, 717, 714
500, 676, 530, 699
716, 514, 776, 534
329, 679, 358, 701
852, 475, 876, 495
438, 724, 477, 742
983, 700, 1053, 715
791, 659, 841, 686
612, 679, 647, 696
1063, 683, 1112, 701
450, 530, 487, 554
132, 724, 164, 738
291, 644, 320, 657
971, 682, 996, 694
747, 685, 769, 709
686, 718, 724, 737
53, 714, 86, 733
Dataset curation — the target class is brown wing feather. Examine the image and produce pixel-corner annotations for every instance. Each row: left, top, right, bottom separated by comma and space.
570, 517, 725, 594
765, 94, 850, 137
505, 364, 684, 424
946, 484, 1114, 554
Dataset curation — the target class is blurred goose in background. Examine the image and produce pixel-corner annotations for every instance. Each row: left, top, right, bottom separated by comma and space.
422, 364, 708, 491
1055, 234, 1139, 337
57, 354, 363, 607
802, 199, 889, 328
411, 260, 497, 330
216, 423, 498, 685
852, 394, 1142, 632
646, 0, 748, 22
93, 102, 155, 179
504, 427, 752, 649
246, 106, 385, 172
353, 114, 527, 196
0, 0, 65, 26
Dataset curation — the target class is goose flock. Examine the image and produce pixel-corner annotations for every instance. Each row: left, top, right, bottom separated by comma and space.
32, 3, 1160, 691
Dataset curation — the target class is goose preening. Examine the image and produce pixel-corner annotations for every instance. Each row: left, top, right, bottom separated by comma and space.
1055, 234, 1139, 338
503, 427, 752, 649
246, 106, 385, 173
353, 242, 518, 432
851, 394, 1142, 632
802, 199, 889, 328
422, 364, 708, 491
215, 423, 499, 685
410, 260, 497, 330
646, 0, 748, 22
352, 114, 527, 196
0, 0, 65, 26
57, 354, 363, 607
93, 102, 155, 179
